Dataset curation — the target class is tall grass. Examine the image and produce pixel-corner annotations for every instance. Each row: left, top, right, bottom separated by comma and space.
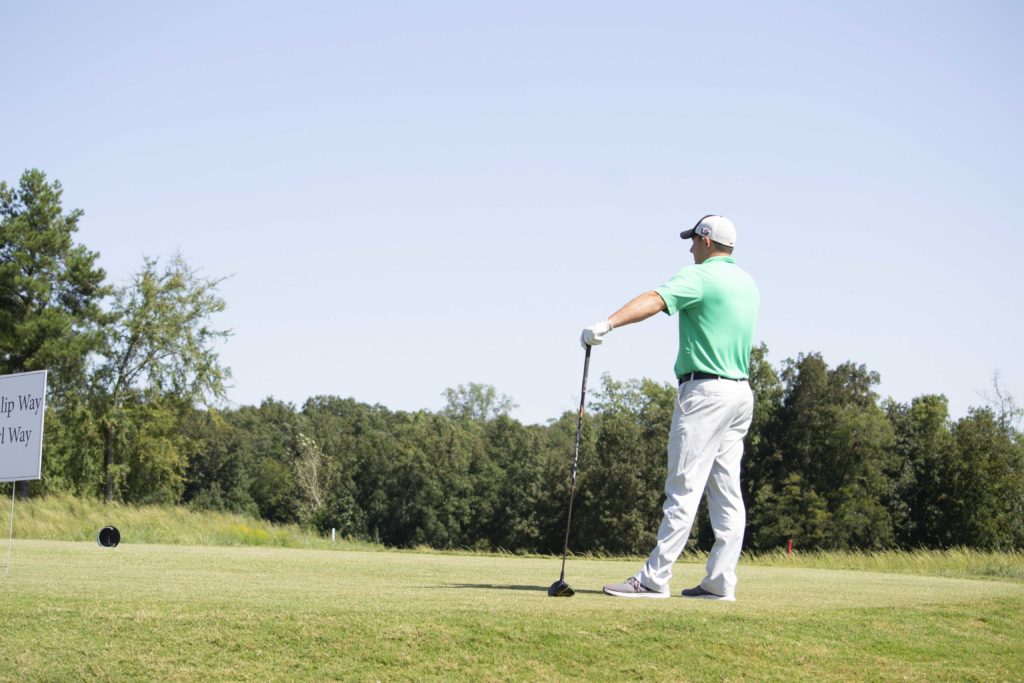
565, 546, 1024, 583
567, 546, 1024, 582
3, 493, 379, 551
743, 546, 1024, 581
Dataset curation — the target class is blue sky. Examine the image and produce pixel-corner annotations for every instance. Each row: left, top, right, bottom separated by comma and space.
2, 1, 1022, 424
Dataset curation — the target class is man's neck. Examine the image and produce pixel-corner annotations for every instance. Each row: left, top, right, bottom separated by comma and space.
697, 251, 732, 264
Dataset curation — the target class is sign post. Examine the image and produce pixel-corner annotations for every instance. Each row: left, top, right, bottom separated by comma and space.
1, 370, 48, 578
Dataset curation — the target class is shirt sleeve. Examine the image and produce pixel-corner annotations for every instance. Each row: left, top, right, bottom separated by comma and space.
654, 266, 703, 315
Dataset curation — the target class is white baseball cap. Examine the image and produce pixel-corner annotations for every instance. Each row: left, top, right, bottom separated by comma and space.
680, 215, 736, 247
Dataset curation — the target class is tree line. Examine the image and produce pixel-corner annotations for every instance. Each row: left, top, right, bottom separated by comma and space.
3, 169, 1023, 553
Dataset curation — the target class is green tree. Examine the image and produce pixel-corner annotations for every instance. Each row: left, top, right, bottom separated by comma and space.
740, 343, 785, 549
441, 383, 516, 421
37, 393, 104, 496
180, 408, 259, 516
0, 169, 110, 496
92, 254, 231, 501
577, 375, 676, 554
382, 410, 476, 547
760, 353, 897, 550
299, 395, 374, 535
749, 472, 830, 549
117, 396, 192, 504
0, 169, 109, 389
949, 408, 1024, 548
885, 394, 956, 547
226, 401, 301, 524
482, 417, 549, 552
531, 410, 584, 555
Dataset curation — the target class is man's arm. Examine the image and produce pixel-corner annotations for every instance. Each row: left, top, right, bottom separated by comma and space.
581, 291, 667, 347
608, 291, 667, 329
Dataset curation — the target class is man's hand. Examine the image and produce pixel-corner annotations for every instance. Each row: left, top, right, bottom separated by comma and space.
580, 320, 613, 348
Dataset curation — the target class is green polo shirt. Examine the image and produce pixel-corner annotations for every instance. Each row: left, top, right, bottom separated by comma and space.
654, 256, 759, 380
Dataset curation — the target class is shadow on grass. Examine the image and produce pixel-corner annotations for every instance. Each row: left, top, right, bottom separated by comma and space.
443, 583, 604, 595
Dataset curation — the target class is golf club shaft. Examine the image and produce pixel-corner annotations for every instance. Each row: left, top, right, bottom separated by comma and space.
558, 344, 591, 582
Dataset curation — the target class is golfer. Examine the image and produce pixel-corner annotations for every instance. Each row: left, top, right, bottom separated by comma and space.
582, 215, 759, 601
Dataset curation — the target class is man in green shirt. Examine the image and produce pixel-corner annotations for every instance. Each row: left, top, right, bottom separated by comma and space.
581, 215, 760, 601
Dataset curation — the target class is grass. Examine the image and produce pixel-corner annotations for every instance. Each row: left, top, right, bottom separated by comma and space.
3, 493, 378, 550
745, 547, 1024, 582
1, 540, 1022, 681
2, 496, 1023, 680
8, 494, 1022, 582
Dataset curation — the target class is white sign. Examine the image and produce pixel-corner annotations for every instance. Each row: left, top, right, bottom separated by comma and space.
0, 370, 48, 482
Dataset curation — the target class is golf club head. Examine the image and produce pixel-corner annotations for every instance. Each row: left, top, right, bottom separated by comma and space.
547, 580, 575, 597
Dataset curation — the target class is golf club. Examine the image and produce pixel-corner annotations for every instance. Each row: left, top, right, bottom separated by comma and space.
548, 344, 592, 597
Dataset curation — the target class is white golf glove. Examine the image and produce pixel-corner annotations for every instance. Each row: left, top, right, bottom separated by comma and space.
580, 320, 613, 348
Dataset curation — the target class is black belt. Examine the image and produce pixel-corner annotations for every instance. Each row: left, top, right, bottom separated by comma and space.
678, 372, 743, 384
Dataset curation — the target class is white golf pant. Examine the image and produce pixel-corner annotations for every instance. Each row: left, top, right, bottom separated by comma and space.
636, 377, 754, 597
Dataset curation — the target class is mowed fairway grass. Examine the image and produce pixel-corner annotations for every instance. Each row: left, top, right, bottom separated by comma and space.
1, 541, 1022, 681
